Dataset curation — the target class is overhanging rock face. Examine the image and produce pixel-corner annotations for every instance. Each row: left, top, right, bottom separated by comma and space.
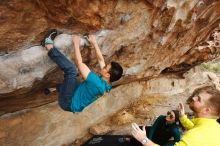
0, 0, 220, 145
1, 0, 220, 95
0, 31, 109, 94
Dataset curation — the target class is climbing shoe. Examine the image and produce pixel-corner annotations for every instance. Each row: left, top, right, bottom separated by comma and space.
43, 88, 56, 95
41, 29, 59, 47
43, 88, 51, 95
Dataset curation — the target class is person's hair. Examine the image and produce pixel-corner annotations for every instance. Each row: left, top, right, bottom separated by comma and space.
188, 86, 220, 116
217, 118, 220, 124
167, 110, 183, 128
109, 61, 123, 82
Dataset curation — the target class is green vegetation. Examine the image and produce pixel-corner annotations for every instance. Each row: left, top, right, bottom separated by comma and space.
201, 62, 220, 73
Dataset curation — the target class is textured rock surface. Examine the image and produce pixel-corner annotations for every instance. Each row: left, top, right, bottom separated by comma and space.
1, 0, 220, 146
1, 0, 220, 114
0, 65, 219, 146
1, 0, 220, 95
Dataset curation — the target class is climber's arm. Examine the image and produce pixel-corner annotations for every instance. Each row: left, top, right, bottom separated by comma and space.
72, 35, 90, 79
88, 35, 106, 69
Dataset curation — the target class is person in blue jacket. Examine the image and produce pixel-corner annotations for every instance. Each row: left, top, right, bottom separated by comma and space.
41, 29, 123, 112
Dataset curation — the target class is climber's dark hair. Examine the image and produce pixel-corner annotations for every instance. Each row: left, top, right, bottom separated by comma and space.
109, 61, 123, 82
217, 118, 220, 124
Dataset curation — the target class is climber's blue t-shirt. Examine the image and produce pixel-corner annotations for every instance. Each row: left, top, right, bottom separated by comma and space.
70, 71, 112, 112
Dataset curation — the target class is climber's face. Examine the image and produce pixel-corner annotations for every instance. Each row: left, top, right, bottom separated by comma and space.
100, 64, 111, 79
